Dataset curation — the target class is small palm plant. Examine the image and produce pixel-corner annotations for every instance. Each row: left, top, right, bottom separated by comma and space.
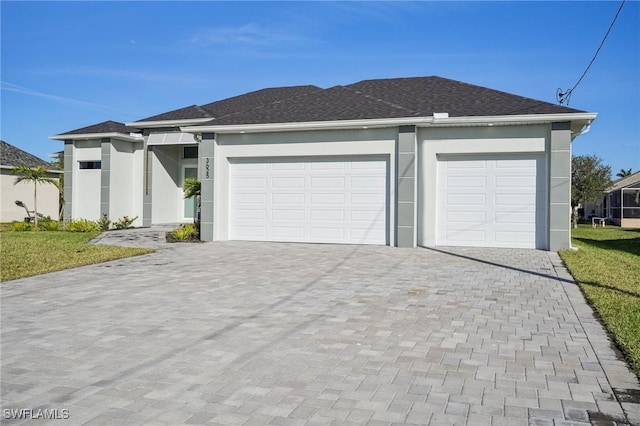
12, 165, 58, 229
183, 177, 201, 219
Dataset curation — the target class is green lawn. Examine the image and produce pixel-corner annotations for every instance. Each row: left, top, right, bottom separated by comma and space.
559, 225, 640, 376
0, 230, 154, 282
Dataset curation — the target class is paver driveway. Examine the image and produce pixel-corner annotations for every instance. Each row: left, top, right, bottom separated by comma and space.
2, 239, 639, 425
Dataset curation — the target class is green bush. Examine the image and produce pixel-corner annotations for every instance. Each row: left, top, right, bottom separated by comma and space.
98, 214, 111, 231
12, 221, 33, 231
113, 215, 138, 229
65, 218, 100, 232
172, 223, 197, 240
39, 221, 60, 231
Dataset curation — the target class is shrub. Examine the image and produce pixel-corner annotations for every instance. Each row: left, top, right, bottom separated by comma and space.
12, 221, 33, 231
98, 214, 111, 231
113, 215, 138, 230
172, 223, 197, 241
65, 218, 100, 232
39, 221, 60, 231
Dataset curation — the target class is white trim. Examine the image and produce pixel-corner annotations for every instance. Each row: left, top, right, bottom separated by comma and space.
0, 165, 62, 174
126, 118, 213, 128
182, 113, 597, 135
49, 132, 143, 142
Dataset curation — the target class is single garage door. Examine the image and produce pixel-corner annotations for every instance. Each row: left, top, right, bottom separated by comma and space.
230, 157, 389, 245
437, 154, 544, 249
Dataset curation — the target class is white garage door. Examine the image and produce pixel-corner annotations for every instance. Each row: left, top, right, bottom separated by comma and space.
437, 154, 544, 249
230, 157, 388, 245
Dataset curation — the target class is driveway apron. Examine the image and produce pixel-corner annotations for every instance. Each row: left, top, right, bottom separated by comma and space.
1, 236, 639, 425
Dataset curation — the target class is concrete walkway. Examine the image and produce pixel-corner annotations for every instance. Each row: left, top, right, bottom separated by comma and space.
1, 233, 639, 425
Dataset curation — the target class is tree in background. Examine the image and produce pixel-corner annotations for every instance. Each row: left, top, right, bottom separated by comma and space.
50, 156, 64, 220
616, 168, 633, 179
571, 155, 611, 229
12, 165, 58, 229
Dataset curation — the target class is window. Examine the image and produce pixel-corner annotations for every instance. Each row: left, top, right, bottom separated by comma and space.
183, 146, 198, 159
79, 161, 101, 170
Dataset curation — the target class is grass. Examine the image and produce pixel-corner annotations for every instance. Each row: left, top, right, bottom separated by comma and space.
0, 229, 154, 282
559, 225, 640, 376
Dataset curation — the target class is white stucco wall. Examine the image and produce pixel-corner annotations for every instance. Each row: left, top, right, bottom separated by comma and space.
0, 168, 60, 222
109, 140, 143, 226
151, 145, 181, 223
212, 128, 398, 241
73, 139, 101, 220
417, 124, 550, 248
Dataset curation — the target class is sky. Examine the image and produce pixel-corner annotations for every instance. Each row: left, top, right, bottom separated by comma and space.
1, 1, 638, 177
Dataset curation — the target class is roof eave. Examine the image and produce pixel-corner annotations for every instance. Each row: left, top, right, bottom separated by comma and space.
49, 132, 144, 142
182, 112, 598, 135
127, 117, 213, 129
1, 164, 63, 174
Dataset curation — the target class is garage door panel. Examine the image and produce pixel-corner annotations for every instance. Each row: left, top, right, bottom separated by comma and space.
310, 210, 344, 221
271, 162, 305, 171
495, 194, 535, 206
351, 176, 386, 187
495, 212, 535, 224
236, 194, 268, 204
446, 230, 486, 242
496, 176, 535, 187
447, 194, 486, 206
272, 177, 305, 188
495, 231, 535, 243
311, 177, 345, 188
271, 209, 305, 220
437, 155, 544, 249
231, 157, 388, 245
447, 211, 486, 223
234, 225, 266, 237
311, 194, 345, 205
446, 176, 486, 187
271, 227, 305, 238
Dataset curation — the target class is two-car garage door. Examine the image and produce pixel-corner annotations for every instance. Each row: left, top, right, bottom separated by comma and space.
436, 154, 544, 249
230, 157, 389, 245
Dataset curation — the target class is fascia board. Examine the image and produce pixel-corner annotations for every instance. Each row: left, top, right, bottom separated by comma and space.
181, 113, 597, 135
182, 117, 435, 134
1, 165, 63, 174
126, 118, 213, 128
49, 133, 143, 142
428, 113, 598, 127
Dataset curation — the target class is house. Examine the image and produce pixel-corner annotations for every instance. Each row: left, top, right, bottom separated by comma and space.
50, 76, 597, 250
605, 171, 640, 228
0, 140, 62, 222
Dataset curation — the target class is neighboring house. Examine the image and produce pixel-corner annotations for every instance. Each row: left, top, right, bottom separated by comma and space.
0, 140, 61, 222
51, 76, 597, 250
605, 171, 640, 228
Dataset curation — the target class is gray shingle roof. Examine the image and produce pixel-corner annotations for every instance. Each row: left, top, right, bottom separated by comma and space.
136, 85, 322, 123
59, 121, 141, 136
208, 76, 585, 126
206, 85, 419, 126
56, 77, 589, 137
138, 105, 213, 122
1, 140, 56, 169
347, 76, 584, 117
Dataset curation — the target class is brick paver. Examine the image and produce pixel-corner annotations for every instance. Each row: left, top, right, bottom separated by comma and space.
1, 233, 639, 425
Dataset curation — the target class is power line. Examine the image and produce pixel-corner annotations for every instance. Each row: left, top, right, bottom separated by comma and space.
557, 0, 626, 105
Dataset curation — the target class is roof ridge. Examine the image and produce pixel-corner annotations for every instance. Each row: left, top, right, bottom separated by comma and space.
200, 85, 325, 124
341, 85, 421, 117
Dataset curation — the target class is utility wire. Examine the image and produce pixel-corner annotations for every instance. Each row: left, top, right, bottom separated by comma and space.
557, 0, 626, 105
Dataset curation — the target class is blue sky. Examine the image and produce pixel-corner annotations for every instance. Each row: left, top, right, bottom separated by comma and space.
1, 1, 638, 177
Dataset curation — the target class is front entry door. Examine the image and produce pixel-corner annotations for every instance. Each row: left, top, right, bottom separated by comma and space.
183, 166, 198, 220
